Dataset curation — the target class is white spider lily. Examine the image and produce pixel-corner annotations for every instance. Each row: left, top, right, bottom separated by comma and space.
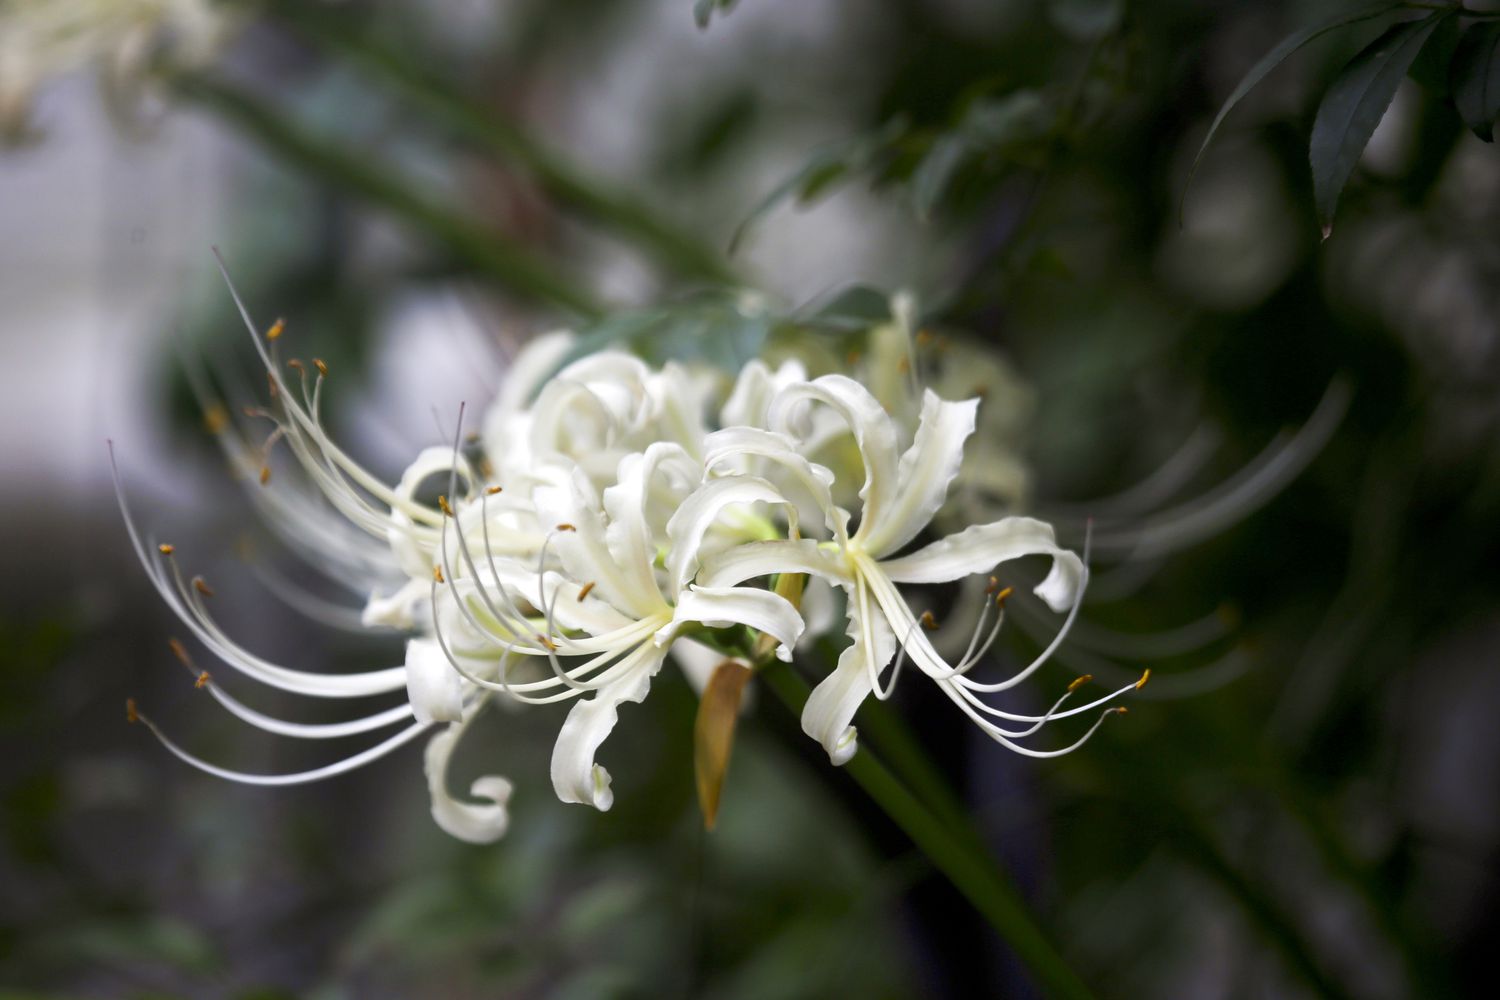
418, 437, 805, 813
118, 260, 1157, 843
702, 375, 1138, 764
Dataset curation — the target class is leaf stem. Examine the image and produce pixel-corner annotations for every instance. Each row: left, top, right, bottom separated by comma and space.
760, 662, 1097, 1000
173, 73, 604, 318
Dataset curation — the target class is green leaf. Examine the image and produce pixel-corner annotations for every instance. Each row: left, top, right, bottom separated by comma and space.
1408, 12, 1461, 97
555, 294, 772, 375
1451, 21, 1500, 142
1309, 14, 1448, 237
911, 134, 969, 220
1182, 1, 1407, 220
728, 119, 907, 254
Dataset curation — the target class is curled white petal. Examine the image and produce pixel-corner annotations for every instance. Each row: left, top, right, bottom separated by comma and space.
770, 375, 900, 545
664, 475, 788, 593
661, 585, 805, 661
802, 587, 896, 765
424, 721, 513, 843
550, 647, 666, 811
864, 391, 978, 558
698, 538, 851, 589
878, 517, 1084, 612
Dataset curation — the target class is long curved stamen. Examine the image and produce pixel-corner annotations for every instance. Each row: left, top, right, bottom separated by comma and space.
211, 249, 447, 529
127, 699, 432, 785
940, 683, 1128, 757
954, 586, 1012, 674
166, 639, 413, 737
110, 445, 407, 698
949, 525, 1093, 693
948, 671, 1147, 725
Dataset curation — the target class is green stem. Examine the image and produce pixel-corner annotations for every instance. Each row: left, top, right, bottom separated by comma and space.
854, 697, 990, 853
173, 74, 603, 318
760, 663, 1096, 1000
259, 0, 738, 286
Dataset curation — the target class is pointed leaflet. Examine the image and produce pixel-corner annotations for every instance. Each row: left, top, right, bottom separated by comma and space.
1182, 1, 1406, 219
1310, 14, 1449, 236
1451, 21, 1500, 142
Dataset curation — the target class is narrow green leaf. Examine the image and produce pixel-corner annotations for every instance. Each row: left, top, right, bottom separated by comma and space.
728, 119, 907, 254
1408, 12, 1461, 97
911, 134, 969, 220
1182, 1, 1407, 220
1310, 14, 1448, 237
1451, 21, 1500, 142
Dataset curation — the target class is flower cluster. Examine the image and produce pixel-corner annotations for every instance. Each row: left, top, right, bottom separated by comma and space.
115, 276, 1147, 843
0, 0, 232, 142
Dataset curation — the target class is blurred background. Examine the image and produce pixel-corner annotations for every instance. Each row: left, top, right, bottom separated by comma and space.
2, 0, 1498, 997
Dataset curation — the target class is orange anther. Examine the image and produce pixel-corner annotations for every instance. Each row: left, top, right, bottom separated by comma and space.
195, 671, 212, 689
1068, 674, 1093, 693
266, 318, 284, 340
313, 358, 328, 377
157, 543, 174, 556
577, 581, 596, 601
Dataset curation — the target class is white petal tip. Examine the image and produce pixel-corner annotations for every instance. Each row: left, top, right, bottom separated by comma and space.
590, 764, 615, 811
828, 726, 858, 766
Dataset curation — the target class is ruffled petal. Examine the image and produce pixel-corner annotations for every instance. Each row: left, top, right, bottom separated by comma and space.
722, 358, 809, 428
602, 443, 696, 604
863, 390, 977, 558
424, 721, 513, 843
550, 646, 667, 811
769, 375, 900, 544
702, 426, 847, 540
404, 638, 466, 724
802, 586, 896, 765
878, 517, 1085, 611
698, 538, 851, 589
533, 465, 663, 619
664, 475, 789, 593
660, 585, 805, 661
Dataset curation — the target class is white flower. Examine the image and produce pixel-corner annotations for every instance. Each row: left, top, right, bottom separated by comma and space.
419, 440, 805, 812
115, 262, 1143, 843
702, 375, 1139, 765
1, 0, 233, 141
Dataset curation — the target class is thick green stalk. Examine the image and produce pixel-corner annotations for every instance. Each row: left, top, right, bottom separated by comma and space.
174, 74, 603, 318
259, 0, 738, 286
760, 664, 1096, 1000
